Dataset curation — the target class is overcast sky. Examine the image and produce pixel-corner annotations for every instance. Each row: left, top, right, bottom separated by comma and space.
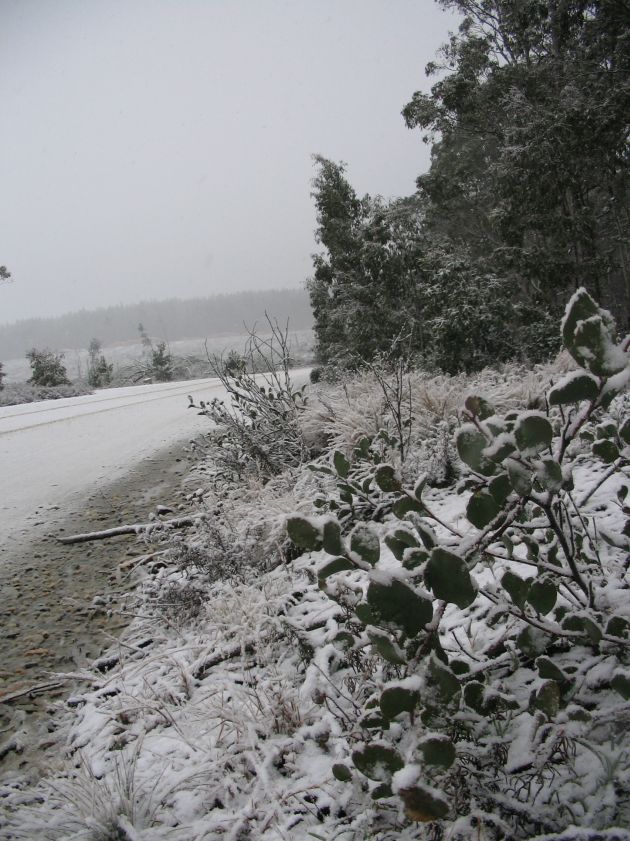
0, 0, 459, 326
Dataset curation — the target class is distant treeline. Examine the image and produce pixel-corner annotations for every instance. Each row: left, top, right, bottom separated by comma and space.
0, 288, 312, 358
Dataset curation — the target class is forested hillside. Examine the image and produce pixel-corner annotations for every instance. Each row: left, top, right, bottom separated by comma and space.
0, 288, 312, 358
309, 0, 630, 373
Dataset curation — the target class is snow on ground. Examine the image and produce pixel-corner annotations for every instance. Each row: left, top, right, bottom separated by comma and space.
2, 365, 629, 839
0, 367, 311, 554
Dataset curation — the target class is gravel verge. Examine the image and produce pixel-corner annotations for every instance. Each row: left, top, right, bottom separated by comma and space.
0, 439, 193, 784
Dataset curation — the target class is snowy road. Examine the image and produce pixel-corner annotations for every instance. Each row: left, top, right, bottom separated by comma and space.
0, 377, 225, 550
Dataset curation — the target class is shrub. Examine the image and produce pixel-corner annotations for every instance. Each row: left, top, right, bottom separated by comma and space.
26, 348, 70, 387
287, 288, 630, 836
190, 317, 308, 483
87, 338, 114, 388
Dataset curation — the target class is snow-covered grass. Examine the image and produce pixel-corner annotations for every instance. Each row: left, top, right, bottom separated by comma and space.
0, 381, 93, 406
2, 345, 630, 840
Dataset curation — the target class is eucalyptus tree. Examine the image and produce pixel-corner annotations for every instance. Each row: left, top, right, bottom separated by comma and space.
403, 0, 630, 326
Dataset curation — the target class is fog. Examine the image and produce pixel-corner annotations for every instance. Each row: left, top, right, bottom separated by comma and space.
0, 0, 458, 325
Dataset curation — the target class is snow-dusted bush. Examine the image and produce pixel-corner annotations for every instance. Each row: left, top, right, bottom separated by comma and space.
190, 318, 309, 484
288, 289, 630, 837
26, 348, 70, 387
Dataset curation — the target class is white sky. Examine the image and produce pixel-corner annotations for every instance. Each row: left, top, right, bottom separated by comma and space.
0, 0, 459, 325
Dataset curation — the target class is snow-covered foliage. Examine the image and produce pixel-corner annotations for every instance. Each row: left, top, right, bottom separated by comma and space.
2, 289, 630, 840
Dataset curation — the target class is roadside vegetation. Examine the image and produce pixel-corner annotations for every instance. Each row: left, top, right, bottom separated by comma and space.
4, 290, 629, 840
1, 1, 629, 838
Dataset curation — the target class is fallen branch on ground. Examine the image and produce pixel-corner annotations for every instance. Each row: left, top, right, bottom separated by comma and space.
57, 513, 207, 545
0, 680, 66, 704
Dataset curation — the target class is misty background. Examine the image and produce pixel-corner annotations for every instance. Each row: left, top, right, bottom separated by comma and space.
0, 0, 458, 328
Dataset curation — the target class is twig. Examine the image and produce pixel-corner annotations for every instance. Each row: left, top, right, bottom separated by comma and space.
57, 514, 207, 544
0, 680, 66, 704
578, 461, 623, 507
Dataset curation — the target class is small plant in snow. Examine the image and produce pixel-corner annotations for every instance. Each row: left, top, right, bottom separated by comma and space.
189, 316, 308, 482
287, 289, 630, 836
87, 338, 114, 388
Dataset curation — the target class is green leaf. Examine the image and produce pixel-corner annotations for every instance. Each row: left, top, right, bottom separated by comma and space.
286, 516, 323, 551
527, 578, 557, 615
463, 680, 485, 713
464, 395, 495, 420
592, 439, 619, 464
425, 548, 476, 608
562, 288, 599, 349
380, 686, 419, 719
398, 784, 450, 822
514, 413, 553, 456
596, 420, 617, 439
367, 576, 433, 637
367, 629, 407, 665
419, 736, 455, 769
450, 659, 470, 676
350, 523, 380, 565
606, 616, 629, 639
333, 631, 356, 649
536, 656, 568, 683
318, 557, 355, 581
501, 570, 530, 609
413, 474, 428, 501
392, 496, 424, 518
619, 418, 630, 446
537, 458, 563, 493
355, 602, 375, 626
548, 372, 599, 406
371, 783, 393, 800
484, 434, 517, 462
402, 548, 429, 571
374, 464, 402, 492
332, 763, 352, 782
573, 315, 626, 377
352, 743, 403, 782
561, 288, 622, 375
611, 671, 630, 700
333, 450, 350, 478
406, 515, 437, 549
562, 614, 603, 643
353, 436, 372, 459
338, 485, 353, 504
517, 626, 549, 657
322, 519, 343, 555
384, 529, 418, 561
466, 490, 500, 529
428, 655, 460, 703
506, 458, 533, 496
534, 680, 561, 718
489, 472, 512, 505
456, 424, 495, 476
